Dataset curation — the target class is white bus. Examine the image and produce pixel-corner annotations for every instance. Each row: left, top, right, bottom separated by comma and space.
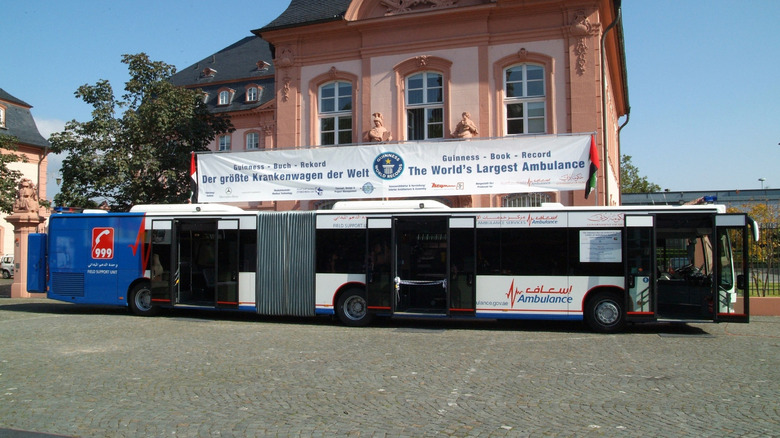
28, 201, 756, 332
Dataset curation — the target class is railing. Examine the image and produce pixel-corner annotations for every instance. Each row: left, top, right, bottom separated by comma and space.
749, 225, 780, 297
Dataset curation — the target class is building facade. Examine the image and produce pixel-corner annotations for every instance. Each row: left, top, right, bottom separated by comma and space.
172, 0, 628, 209
0, 88, 50, 256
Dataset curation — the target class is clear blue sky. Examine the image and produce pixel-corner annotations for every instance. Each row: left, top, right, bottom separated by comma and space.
2, 1, 778, 199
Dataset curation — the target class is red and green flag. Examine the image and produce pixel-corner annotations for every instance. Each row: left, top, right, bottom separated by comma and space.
584, 134, 599, 199
189, 153, 197, 203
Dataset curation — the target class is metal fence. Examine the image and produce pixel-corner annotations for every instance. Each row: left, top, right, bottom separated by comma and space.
749, 225, 780, 297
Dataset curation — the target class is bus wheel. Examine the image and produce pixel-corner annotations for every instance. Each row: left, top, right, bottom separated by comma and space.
129, 283, 159, 317
585, 292, 625, 333
336, 289, 373, 327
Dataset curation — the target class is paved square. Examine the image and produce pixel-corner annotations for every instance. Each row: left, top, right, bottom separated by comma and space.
0, 298, 778, 437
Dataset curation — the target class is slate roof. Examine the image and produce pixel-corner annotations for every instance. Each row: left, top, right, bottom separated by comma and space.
256, 0, 352, 33
0, 88, 50, 149
170, 36, 276, 114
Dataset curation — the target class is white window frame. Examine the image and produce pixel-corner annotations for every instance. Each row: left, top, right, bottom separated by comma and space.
503, 64, 546, 135
246, 87, 258, 102
246, 132, 259, 150
218, 90, 231, 106
218, 134, 231, 151
318, 81, 353, 146
405, 72, 443, 140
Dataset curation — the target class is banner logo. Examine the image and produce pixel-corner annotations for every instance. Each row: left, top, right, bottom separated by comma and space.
373, 152, 404, 180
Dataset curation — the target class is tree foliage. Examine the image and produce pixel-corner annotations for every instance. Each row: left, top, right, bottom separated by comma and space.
0, 134, 25, 214
620, 154, 661, 193
50, 53, 233, 211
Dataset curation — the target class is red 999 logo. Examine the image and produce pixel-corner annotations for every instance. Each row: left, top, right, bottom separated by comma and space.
91, 228, 114, 259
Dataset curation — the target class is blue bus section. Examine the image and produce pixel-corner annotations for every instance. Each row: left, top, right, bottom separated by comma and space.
26, 202, 755, 332
32, 213, 146, 306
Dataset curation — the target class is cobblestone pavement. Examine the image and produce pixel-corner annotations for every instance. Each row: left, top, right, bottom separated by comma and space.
0, 297, 778, 437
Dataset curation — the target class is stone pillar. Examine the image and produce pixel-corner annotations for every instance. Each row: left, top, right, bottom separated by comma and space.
6, 177, 47, 298
6, 212, 46, 298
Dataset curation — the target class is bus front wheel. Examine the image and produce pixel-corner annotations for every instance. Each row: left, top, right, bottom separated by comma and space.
129, 283, 159, 317
585, 292, 625, 333
336, 289, 373, 327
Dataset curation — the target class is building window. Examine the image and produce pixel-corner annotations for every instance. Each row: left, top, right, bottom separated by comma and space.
0, 106, 5, 128
246, 86, 258, 102
218, 135, 231, 151
319, 81, 352, 146
502, 192, 551, 207
218, 89, 234, 106
406, 72, 443, 140
504, 64, 546, 134
246, 132, 259, 150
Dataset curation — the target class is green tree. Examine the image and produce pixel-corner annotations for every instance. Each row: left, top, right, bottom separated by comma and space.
50, 53, 232, 211
620, 154, 661, 193
0, 134, 25, 214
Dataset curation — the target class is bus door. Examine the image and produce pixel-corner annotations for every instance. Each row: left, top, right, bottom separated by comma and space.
366, 217, 393, 314
624, 215, 656, 320
215, 219, 240, 309
393, 216, 449, 315
149, 219, 174, 306
714, 214, 750, 323
449, 217, 476, 316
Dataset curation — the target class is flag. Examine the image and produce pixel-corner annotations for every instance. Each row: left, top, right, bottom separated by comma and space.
189, 153, 197, 203
584, 134, 599, 199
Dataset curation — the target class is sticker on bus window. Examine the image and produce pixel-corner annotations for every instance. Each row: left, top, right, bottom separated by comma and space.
92, 228, 115, 259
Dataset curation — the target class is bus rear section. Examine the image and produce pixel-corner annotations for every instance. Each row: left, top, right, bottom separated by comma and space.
28, 212, 147, 307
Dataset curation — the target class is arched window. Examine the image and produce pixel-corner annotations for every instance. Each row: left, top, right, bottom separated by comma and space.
406, 72, 443, 140
318, 81, 353, 146
504, 64, 546, 134
246, 86, 258, 102
394, 56, 452, 141
218, 90, 232, 106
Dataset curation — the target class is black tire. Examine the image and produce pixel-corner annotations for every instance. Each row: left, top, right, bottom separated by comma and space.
128, 283, 159, 316
585, 292, 625, 333
2, 270, 10, 279
336, 289, 373, 327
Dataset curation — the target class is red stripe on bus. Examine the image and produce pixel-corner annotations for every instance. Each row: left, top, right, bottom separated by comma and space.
151, 299, 171, 303
217, 301, 238, 305
368, 306, 391, 310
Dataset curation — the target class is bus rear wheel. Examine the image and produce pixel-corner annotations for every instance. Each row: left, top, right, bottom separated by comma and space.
336, 289, 373, 327
129, 283, 159, 317
585, 292, 625, 333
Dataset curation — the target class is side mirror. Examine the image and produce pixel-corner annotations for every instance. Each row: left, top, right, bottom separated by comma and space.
736, 274, 745, 290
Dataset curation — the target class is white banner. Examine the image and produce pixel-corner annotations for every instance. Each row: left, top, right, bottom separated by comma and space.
197, 135, 592, 203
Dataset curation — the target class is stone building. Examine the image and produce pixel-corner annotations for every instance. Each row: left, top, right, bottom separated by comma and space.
172, 0, 628, 209
0, 88, 50, 256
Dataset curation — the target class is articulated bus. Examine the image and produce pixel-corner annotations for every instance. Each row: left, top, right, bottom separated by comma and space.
27, 201, 757, 332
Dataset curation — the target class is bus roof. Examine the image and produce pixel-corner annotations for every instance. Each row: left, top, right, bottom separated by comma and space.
129, 204, 246, 214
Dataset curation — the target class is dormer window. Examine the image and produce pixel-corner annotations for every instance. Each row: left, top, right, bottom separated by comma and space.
0, 105, 5, 128
202, 67, 217, 78
246, 86, 259, 102
201, 92, 209, 104
256, 60, 271, 72
217, 88, 235, 106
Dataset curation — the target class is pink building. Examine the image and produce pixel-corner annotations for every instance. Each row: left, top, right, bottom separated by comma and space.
172, 0, 628, 209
